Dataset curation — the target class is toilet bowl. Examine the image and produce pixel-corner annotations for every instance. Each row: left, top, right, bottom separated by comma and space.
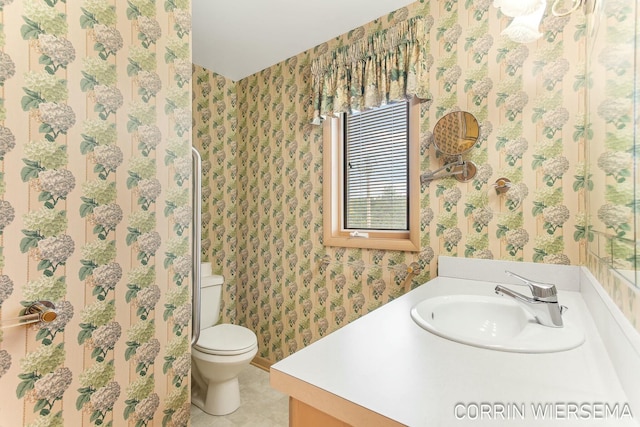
191, 268, 258, 415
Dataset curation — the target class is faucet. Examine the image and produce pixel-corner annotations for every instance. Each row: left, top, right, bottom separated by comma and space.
494, 271, 567, 328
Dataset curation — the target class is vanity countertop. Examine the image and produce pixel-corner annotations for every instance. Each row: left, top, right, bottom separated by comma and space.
270, 258, 639, 426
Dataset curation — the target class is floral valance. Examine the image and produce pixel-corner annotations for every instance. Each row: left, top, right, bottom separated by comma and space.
310, 17, 431, 125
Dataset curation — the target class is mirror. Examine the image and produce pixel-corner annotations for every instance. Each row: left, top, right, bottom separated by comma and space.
421, 111, 480, 184
432, 111, 480, 157
585, 0, 639, 289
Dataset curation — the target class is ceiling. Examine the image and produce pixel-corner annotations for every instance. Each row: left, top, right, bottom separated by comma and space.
192, 0, 417, 82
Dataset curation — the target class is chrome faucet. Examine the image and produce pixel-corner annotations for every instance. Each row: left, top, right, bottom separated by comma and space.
495, 271, 567, 328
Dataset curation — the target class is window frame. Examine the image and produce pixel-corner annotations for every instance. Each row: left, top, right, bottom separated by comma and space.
322, 99, 421, 252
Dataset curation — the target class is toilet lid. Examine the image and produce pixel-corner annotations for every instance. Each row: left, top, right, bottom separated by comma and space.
194, 324, 257, 356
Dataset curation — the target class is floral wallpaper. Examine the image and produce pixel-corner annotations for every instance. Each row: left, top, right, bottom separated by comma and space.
191, 0, 640, 366
0, 0, 192, 426
191, 66, 238, 324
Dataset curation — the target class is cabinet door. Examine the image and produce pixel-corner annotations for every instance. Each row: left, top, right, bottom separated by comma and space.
289, 398, 351, 427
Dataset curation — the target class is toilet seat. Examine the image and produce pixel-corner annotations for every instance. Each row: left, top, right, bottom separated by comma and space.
194, 324, 257, 356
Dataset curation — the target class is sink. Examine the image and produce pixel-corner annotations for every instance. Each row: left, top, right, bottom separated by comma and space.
410, 295, 585, 353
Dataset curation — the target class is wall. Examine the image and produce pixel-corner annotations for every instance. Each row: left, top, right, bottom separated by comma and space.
0, 1, 192, 426
586, 0, 639, 329
193, 0, 608, 364
191, 66, 238, 324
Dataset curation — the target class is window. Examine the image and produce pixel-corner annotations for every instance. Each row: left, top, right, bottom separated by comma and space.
323, 99, 420, 251
345, 102, 409, 230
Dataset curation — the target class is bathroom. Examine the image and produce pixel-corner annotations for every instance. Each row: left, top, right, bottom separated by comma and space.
0, 0, 638, 425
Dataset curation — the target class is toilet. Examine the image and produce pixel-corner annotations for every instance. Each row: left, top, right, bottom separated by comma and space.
191, 263, 258, 415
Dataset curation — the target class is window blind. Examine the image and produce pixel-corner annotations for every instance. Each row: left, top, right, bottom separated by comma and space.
344, 102, 409, 231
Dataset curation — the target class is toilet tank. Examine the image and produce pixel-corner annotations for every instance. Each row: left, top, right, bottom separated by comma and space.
200, 274, 223, 328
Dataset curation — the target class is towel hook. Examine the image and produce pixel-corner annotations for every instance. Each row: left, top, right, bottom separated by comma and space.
493, 177, 512, 194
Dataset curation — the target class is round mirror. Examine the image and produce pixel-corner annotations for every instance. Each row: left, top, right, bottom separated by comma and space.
432, 111, 480, 157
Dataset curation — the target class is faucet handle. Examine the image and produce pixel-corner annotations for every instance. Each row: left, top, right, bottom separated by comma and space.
504, 271, 557, 300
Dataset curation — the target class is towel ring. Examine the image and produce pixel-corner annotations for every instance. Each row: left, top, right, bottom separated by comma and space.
551, 0, 583, 16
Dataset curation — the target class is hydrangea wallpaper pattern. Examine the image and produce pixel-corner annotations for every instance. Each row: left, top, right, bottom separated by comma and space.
192, 69, 239, 325
193, 0, 638, 367
0, 0, 192, 426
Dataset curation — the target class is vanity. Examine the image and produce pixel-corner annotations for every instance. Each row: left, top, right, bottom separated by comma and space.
270, 257, 640, 426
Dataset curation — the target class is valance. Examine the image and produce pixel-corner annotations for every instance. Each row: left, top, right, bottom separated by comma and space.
310, 17, 431, 125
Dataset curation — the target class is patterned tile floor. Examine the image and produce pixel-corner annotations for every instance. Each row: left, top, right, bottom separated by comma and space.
190, 365, 289, 426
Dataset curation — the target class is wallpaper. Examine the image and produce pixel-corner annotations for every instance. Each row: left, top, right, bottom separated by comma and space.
191, 66, 238, 324
191, 0, 640, 366
0, 0, 192, 426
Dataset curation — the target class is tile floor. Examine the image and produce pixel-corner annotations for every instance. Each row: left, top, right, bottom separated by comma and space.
190, 365, 289, 426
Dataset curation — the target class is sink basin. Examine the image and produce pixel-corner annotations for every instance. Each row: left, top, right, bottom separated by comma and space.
410, 295, 584, 353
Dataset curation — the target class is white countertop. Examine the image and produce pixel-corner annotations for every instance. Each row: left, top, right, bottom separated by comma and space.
271, 259, 638, 426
